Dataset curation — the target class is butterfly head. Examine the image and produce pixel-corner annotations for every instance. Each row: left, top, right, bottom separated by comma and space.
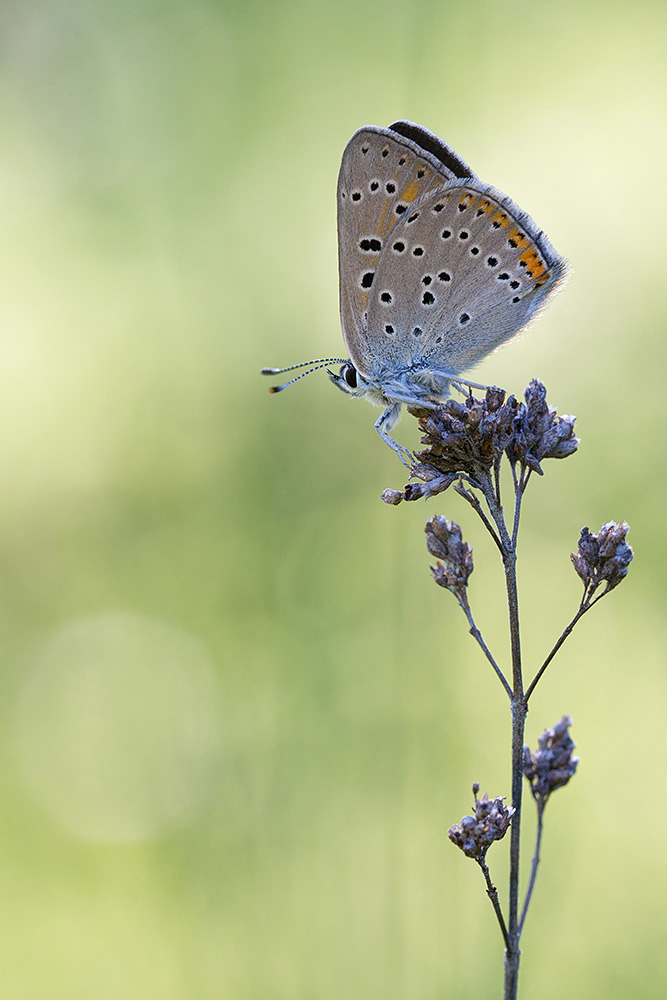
328, 361, 364, 396
328, 362, 390, 408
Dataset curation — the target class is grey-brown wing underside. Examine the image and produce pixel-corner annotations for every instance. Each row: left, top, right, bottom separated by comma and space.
336, 123, 477, 376
364, 178, 567, 376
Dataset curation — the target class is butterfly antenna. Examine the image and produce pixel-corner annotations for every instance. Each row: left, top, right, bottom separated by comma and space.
261, 359, 346, 393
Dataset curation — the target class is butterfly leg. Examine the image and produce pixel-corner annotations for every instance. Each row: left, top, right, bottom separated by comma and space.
448, 375, 491, 395
375, 404, 414, 469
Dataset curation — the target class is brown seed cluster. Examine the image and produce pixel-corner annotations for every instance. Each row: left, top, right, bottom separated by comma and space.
508, 379, 578, 473
425, 516, 473, 599
448, 783, 515, 861
383, 380, 579, 503
523, 716, 579, 808
571, 521, 633, 599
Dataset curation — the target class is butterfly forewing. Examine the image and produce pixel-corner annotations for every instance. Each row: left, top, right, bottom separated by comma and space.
365, 179, 567, 375
337, 126, 478, 375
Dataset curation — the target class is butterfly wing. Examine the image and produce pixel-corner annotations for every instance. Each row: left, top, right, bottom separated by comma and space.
365, 177, 567, 379
336, 122, 477, 377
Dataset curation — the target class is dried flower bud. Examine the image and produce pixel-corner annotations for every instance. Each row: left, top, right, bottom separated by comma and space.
424, 514, 473, 590
380, 469, 458, 504
426, 516, 474, 599
571, 521, 633, 599
523, 716, 578, 809
404, 468, 458, 502
380, 489, 405, 505
508, 379, 579, 474
448, 783, 515, 861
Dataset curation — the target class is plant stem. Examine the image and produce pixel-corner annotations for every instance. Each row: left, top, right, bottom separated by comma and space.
460, 600, 512, 700
479, 857, 510, 950
494, 457, 502, 509
511, 478, 525, 550
483, 474, 526, 1000
518, 803, 544, 936
523, 589, 607, 703
454, 479, 504, 555
504, 694, 526, 999
524, 603, 588, 702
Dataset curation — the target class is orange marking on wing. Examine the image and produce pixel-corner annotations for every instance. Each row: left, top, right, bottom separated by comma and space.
520, 248, 546, 280
400, 178, 424, 205
472, 198, 492, 215
375, 199, 398, 238
375, 174, 434, 237
507, 227, 529, 250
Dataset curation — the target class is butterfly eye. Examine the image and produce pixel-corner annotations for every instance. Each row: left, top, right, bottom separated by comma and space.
342, 363, 358, 389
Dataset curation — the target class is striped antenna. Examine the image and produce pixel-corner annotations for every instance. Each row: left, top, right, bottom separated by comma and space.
261, 358, 347, 393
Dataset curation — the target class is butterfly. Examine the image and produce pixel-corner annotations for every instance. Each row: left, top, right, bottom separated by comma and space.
263, 121, 566, 466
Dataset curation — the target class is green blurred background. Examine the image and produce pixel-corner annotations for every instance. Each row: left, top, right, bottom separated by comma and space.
0, 0, 665, 996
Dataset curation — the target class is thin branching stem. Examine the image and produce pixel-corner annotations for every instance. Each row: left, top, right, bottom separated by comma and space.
518, 803, 545, 937
454, 478, 504, 555
460, 599, 512, 700
524, 588, 607, 702
478, 467, 526, 1000
482, 477, 522, 694
494, 457, 502, 509
505, 698, 526, 999
521, 466, 532, 493
524, 604, 587, 702
479, 857, 510, 950
511, 486, 522, 550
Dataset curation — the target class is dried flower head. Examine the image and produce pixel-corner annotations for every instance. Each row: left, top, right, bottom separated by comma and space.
571, 521, 633, 600
507, 379, 579, 474
425, 516, 473, 601
523, 716, 579, 809
412, 386, 517, 482
381, 380, 578, 504
448, 783, 515, 861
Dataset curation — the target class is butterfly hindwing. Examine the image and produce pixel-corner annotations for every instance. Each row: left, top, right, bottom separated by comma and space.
365, 178, 567, 375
